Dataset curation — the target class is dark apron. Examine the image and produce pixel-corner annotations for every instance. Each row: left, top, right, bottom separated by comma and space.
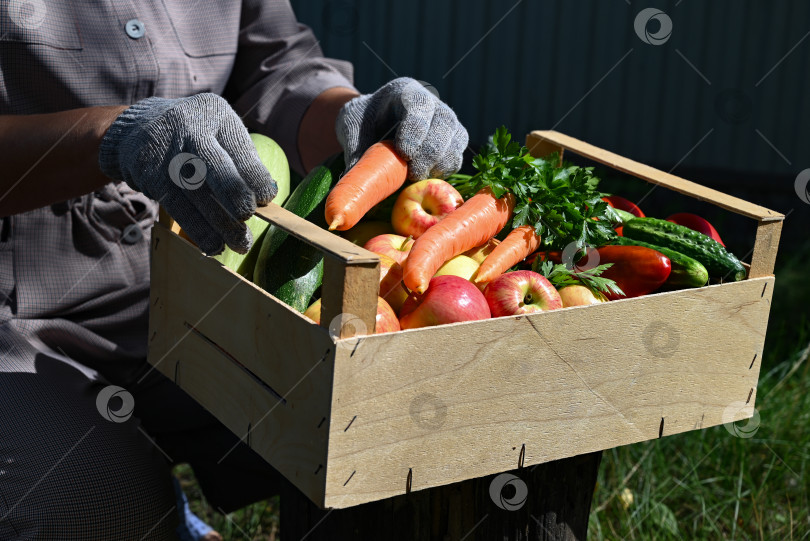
0, 182, 181, 539
0, 183, 282, 539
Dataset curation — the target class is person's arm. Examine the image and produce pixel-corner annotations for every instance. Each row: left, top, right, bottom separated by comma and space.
297, 87, 359, 172
222, 0, 357, 176
0, 106, 127, 217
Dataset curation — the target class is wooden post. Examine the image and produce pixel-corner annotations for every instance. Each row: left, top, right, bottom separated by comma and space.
280, 451, 602, 541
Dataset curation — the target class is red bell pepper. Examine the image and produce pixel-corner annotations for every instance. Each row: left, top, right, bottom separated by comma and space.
665, 213, 725, 246
602, 195, 645, 217
593, 245, 671, 300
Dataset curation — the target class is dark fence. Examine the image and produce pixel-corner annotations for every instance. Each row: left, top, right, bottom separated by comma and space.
292, 0, 808, 252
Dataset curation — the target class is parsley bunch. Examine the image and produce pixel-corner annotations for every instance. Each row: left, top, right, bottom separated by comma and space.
533, 259, 625, 298
448, 127, 619, 252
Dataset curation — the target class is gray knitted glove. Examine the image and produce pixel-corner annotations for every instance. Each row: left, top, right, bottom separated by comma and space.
336, 77, 468, 180
99, 93, 276, 256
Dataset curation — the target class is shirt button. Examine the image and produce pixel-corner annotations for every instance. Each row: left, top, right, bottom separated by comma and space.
125, 19, 145, 39
121, 224, 144, 244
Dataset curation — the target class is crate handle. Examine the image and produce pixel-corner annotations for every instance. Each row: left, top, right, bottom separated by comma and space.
157, 203, 380, 339
526, 130, 784, 278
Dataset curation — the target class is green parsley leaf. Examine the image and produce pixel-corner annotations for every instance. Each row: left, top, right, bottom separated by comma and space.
447, 127, 618, 251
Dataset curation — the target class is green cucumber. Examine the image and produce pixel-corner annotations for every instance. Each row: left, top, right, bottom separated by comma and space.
623, 217, 746, 281
254, 153, 344, 311
611, 237, 709, 288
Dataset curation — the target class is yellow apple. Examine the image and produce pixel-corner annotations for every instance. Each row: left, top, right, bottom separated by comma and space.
433, 255, 480, 282
463, 237, 501, 264
557, 285, 606, 307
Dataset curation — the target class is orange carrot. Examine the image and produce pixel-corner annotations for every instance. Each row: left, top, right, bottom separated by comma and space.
325, 141, 408, 231
473, 225, 542, 284
403, 187, 516, 293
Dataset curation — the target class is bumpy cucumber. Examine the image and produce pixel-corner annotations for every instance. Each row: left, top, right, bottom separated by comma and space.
623, 217, 745, 281
612, 236, 709, 288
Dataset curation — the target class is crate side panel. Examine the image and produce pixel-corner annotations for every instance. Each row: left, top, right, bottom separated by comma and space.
147, 224, 334, 506
148, 224, 335, 395
324, 277, 773, 507
167, 329, 329, 504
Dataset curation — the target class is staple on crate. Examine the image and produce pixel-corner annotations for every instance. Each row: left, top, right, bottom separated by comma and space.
658, 418, 664, 438
406, 468, 413, 494
344, 415, 357, 432
518, 444, 526, 469
343, 471, 355, 487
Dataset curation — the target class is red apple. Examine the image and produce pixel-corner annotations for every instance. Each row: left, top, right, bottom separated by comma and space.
364, 234, 414, 265
557, 285, 606, 307
462, 237, 501, 264
666, 213, 725, 246
484, 270, 563, 317
399, 275, 490, 329
377, 254, 409, 315
304, 297, 400, 333
342, 220, 395, 246
391, 179, 463, 238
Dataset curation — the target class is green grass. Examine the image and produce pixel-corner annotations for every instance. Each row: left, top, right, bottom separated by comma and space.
177, 243, 810, 541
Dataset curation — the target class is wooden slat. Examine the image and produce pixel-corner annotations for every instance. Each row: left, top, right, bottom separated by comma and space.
254, 204, 379, 264
749, 220, 783, 278
526, 131, 784, 222
324, 277, 773, 507
321, 258, 380, 338
147, 224, 335, 505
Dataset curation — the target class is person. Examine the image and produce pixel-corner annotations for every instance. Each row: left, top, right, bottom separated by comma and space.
0, 1, 468, 539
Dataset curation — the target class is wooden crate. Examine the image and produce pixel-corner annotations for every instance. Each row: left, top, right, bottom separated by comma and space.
147, 131, 783, 509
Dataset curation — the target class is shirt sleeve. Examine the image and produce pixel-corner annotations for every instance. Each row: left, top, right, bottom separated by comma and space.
223, 0, 356, 175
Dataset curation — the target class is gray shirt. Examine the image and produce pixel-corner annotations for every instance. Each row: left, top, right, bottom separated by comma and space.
0, 0, 356, 173
0, 1, 354, 382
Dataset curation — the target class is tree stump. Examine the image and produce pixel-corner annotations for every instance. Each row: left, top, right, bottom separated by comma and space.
280, 451, 602, 541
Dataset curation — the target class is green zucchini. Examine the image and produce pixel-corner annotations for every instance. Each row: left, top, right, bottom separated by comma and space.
260, 237, 325, 313
623, 217, 746, 281
235, 224, 268, 281
214, 134, 289, 272
611, 236, 709, 288
254, 153, 344, 311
